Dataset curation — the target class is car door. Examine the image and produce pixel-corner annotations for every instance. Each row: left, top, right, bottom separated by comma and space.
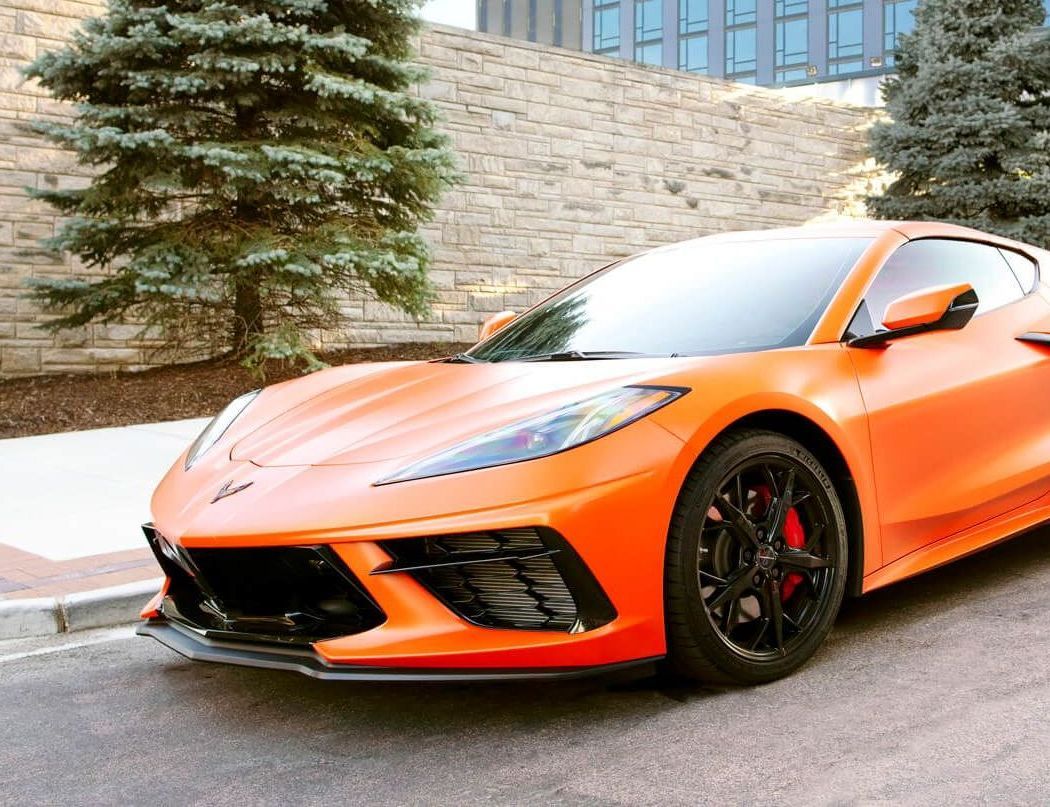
846, 238, 1050, 566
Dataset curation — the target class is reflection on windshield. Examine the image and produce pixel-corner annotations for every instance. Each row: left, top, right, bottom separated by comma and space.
487, 295, 587, 359
469, 237, 871, 362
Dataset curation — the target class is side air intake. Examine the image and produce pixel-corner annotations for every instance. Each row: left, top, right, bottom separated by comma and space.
377, 527, 616, 633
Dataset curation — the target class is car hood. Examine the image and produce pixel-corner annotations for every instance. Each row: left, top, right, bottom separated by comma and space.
230, 358, 685, 467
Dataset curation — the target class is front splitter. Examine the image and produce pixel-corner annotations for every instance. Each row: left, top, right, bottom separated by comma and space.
137, 619, 660, 683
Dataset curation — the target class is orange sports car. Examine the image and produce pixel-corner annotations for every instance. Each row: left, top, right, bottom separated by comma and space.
137, 221, 1050, 685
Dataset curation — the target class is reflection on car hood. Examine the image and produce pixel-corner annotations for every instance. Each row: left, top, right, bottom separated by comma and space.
231, 358, 683, 467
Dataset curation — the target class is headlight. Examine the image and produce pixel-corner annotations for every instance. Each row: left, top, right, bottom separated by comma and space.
376, 385, 687, 485
184, 390, 260, 470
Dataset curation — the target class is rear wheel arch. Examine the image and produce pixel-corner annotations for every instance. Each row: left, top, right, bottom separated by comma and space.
695, 410, 865, 598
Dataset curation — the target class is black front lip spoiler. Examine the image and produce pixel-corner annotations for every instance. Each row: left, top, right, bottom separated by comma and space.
137, 619, 661, 683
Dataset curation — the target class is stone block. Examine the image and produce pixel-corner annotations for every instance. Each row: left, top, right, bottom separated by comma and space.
1, 345, 39, 372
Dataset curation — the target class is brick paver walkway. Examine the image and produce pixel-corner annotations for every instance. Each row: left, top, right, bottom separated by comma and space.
0, 543, 158, 600
0, 418, 203, 602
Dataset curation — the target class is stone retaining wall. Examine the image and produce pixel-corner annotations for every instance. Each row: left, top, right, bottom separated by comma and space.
0, 16, 878, 376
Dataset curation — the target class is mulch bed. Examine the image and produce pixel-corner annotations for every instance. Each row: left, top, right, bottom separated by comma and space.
0, 342, 472, 439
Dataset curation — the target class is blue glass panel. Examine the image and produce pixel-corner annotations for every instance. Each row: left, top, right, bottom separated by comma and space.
726, 0, 758, 26
679, 34, 709, 72
726, 26, 757, 74
828, 8, 863, 60
679, 0, 709, 34
593, 5, 621, 51
635, 41, 664, 65
776, 17, 808, 66
883, 0, 917, 54
775, 66, 810, 83
635, 0, 663, 42
828, 58, 863, 74
775, 0, 808, 16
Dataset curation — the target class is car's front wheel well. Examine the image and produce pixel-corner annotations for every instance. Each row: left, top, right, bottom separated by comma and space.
708, 411, 865, 598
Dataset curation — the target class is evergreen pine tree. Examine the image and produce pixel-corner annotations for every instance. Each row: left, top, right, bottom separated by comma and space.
25, 0, 458, 367
868, 0, 1050, 247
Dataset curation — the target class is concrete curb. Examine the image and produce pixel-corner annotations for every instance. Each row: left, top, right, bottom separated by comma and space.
0, 578, 162, 640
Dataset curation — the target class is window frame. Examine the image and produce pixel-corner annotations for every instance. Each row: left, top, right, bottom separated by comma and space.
725, 24, 759, 80
726, 0, 758, 26
774, 15, 809, 75
999, 247, 1041, 294
678, 31, 709, 72
679, 0, 709, 72
827, 1, 864, 76
841, 237, 1042, 343
883, 0, 917, 66
633, 0, 663, 66
593, 1, 622, 55
679, 0, 709, 34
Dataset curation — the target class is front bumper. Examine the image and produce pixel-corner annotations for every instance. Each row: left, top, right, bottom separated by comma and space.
137, 618, 660, 682
142, 415, 685, 672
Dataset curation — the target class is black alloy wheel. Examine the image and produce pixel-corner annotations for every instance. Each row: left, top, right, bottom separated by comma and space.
664, 429, 848, 684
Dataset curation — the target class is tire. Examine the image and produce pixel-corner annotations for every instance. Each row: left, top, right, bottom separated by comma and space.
664, 428, 849, 685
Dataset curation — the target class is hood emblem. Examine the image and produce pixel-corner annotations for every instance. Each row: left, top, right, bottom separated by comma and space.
211, 479, 253, 503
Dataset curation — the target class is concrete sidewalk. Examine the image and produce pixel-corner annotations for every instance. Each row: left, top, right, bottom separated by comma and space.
0, 418, 207, 637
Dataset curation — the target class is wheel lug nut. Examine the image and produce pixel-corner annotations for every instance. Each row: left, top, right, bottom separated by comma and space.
744, 551, 752, 562
753, 574, 762, 586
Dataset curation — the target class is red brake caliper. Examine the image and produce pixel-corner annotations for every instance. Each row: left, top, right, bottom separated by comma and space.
753, 486, 806, 602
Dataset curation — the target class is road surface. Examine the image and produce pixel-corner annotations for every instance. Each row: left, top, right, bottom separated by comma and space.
4, 527, 1050, 805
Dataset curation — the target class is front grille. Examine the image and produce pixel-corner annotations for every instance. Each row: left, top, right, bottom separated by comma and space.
379, 527, 616, 633
144, 527, 385, 644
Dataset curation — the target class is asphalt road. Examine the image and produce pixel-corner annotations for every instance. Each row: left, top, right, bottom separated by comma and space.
5, 528, 1050, 806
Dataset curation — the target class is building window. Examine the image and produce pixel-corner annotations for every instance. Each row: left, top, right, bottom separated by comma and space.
502, 0, 513, 35
477, 0, 488, 32
726, 0, 757, 26
679, 0, 708, 72
774, 2, 808, 85
883, 0, 916, 65
775, 0, 808, 15
553, 0, 563, 46
635, 41, 663, 64
680, 0, 709, 34
725, 26, 758, 79
593, 2, 621, 54
634, 0, 663, 65
679, 33, 709, 72
725, 0, 757, 81
775, 66, 810, 83
635, 0, 662, 41
828, 2, 864, 75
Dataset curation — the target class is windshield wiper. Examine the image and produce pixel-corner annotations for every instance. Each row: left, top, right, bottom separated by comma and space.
517, 350, 663, 362
442, 353, 486, 364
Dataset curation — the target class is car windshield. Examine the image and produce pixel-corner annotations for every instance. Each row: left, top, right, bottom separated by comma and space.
467, 237, 871, 362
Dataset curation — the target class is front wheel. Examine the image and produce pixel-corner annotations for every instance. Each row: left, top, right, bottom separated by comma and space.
664, 429, 848, 684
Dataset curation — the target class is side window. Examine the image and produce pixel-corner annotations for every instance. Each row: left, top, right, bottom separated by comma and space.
1000, 249, 1038, 293
848, 239, 1027, 338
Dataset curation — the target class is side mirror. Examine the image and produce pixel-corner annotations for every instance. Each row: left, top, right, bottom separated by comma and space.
479, 310, 516, 342
849, 283, 979, 349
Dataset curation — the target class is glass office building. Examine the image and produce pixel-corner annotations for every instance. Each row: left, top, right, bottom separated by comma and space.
479, 1, 1050, 89
476, 0, 583, 48
578, 0, 919, 86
